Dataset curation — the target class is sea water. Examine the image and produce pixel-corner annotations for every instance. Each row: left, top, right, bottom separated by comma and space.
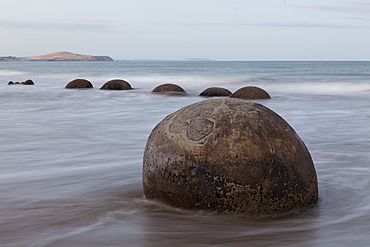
0, 61, 369, 247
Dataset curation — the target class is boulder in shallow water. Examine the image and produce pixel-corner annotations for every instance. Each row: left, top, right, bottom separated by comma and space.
100, 79, 132, 90
22, 79, 34, 85
232, 86, 271, 99
65, 79, 93, 89
152, 83, 187, 95
8, 81, 14, 85
199, 87, 232, 97
143, 98, 318, 216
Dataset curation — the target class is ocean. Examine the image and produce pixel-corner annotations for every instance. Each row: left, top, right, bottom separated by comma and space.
0, 61, 369, 247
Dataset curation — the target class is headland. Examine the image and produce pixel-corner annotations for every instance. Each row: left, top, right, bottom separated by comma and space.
0, 52, 113, 61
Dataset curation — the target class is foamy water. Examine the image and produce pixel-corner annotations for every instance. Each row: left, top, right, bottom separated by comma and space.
0, 61, 369, 246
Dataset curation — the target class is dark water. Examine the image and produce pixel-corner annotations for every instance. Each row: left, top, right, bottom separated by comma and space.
0, 61, 369, 246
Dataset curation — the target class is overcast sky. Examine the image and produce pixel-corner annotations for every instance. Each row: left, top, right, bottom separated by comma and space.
0, 0, 369, 60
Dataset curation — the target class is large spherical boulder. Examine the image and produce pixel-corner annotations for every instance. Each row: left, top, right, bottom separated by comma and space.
65, 79, 93, 89
152, 83, 187, 95
232, 86, 271, 99
22, 79, 34, 85
143, 98, 318, 216
199, 87, 232, 97
100, 79, 132, 90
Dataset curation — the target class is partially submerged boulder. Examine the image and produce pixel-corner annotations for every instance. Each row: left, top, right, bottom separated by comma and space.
199, 87, 232, 97
152, 83, 187, 95
65, 79, 93, 89
100, 79, 132, 90
143, 98, 318, 216
22, 79, 34, 85
8, 79, 34, 85
232, 86, 271, 99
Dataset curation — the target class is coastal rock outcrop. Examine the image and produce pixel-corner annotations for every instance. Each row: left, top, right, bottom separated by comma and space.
65, 79, 93, 89
143, 98, 318, 216
152, 83, 187, 96
199, 87, 232, 97
232, 86, 271, 99
100, 79, 132, 90
8, 79, 34, 85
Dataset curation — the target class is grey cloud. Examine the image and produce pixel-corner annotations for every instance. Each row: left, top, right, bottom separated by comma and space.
180, 22, 369, 29
246, 22, 369, 29
299, 1, 370, 17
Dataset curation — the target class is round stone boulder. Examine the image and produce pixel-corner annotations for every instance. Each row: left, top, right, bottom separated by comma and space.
152, 83, 187, 95
143, 98, 318, 216
65, 79, 93, 89
8, 81, 14, 85
232, 86, 271, 99
100, 79, 132, 90
199, 87, 232, 97
22, 79, 34, 85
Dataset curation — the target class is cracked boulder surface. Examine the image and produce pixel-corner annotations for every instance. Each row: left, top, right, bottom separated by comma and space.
142, 98, 318, 216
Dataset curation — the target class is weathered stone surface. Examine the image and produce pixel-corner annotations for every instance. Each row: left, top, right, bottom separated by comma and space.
199, 87, 232, 97
65, 79, 93, 89
143, 98, 318, 216
232, 86, 271, 99
152, 83, 187, 95
100, 79, 132, 90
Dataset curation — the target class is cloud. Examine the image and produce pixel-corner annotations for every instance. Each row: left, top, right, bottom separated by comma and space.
180, 21, 369, 29
0, 20, 116, 32
299, 1, 370, 18
245, 21, 369, 29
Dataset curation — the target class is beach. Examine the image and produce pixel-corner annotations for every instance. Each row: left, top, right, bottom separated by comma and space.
0, 61, 370, 246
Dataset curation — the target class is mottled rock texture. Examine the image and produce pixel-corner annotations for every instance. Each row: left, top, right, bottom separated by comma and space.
232, 86, 271, 99
100, 79, 132, 90
143, 98, 318, 216
199, 87, 232, 97
65, 79, 93, 89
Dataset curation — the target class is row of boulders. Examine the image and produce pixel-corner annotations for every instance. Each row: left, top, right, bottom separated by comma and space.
65, 79, 271, 100
7, 78, 317, 216
7, 78, 271, 99
65, 79, 132, 90
8, 79, 35, 85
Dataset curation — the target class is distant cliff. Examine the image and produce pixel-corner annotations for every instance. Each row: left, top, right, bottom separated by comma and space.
0, 52, 113, 61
